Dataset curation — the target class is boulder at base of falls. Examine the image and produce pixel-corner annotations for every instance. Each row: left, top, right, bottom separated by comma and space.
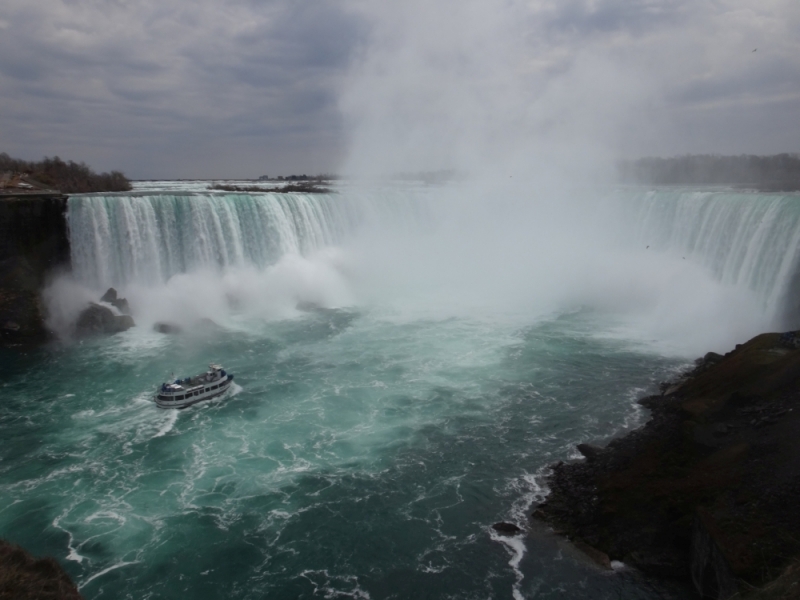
75, 303, 135, 336
154, 322, 182, 334
99, 287, 131, 314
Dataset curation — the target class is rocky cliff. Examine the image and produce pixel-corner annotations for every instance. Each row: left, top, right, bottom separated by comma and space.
0, 539, 82, 600
534, 333, 800, 599
0, 194, 69, 348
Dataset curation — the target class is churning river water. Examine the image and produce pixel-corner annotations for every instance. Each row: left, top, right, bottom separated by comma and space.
3, 181, 800, 599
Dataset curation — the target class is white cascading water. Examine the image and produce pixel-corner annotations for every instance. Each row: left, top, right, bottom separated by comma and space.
620, 188, 800, 325
61, 185, 800, 346
67, 192, 366, 287
17, 184, 800, 600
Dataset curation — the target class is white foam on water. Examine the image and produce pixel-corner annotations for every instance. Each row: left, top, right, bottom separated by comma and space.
489, 529, 527, 600
492, 467, 556, 599
85, 510, 127, 525
52, 508, 86, 564
78, 561, 140, 589
299, 570, 372, 600
151, 409, 178, 439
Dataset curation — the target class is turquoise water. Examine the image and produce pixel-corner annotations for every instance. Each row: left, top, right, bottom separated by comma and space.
1, 307, 688, 599
5, 183, 797, 598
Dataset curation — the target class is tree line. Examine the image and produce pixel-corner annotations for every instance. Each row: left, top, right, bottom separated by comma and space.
0, 153, 132, 193
618, 154, 800, 190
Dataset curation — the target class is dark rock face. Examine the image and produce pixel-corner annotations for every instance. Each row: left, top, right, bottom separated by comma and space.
492, 522, 522, 536
0, 256, 51, 347
100, 288, 131, 315
0, 195, 69, 349
99, 287, 117, 303
154, 322, 182, 334
534, 333, 800, 599
692, 511, 738, 600
112, 297, 130, 315
75, 303, 135, 336
702, 351, 723, 365
0, 196, 69, 270
0, 538, 83, 599
576, 443, 605, 461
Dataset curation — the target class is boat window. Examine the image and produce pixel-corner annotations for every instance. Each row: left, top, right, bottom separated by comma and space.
177, 395, 184, 400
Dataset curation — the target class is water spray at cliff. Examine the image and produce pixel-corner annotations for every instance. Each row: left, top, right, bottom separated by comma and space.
48, 182, 800, 355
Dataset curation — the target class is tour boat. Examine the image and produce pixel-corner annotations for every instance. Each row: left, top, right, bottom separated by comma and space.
155, 364, 234, 409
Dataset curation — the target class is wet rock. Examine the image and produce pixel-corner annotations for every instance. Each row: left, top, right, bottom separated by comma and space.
573, 539, 612, 570
154, 322, 182, 335
536, 332, 800, 597
691, 511, 738, 600
577, 443, 604, 461
112, 297, 130, 315
100, 287, 130, 314
2, 320, 20, 331
492, 522, 522, 536
100, 287, 118, 303
75, 303, 135, 336
712, 423, 729, 436
623, 549, 685, 580
197, 317, 221, 330
0, 256, 51, 347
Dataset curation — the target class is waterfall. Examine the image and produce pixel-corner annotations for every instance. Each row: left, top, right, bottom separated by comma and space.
66, 190, 423, 288
620, 188, 800, 326
66, 185, 800, 328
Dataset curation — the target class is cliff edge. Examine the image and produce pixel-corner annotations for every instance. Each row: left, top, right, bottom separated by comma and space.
534, 332, 800, 599
0, 539, 82, 599
0, 194, 69, 348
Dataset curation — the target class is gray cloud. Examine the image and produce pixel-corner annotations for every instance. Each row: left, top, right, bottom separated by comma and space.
0, 0, 797, 178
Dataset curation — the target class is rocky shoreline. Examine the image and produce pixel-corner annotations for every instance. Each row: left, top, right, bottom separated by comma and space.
0, 539, 82, 599
533, 333, 800, 599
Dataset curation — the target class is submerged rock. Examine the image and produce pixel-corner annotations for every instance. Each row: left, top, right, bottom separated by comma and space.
197, 318, 221, 330
100, 287, 118, 303
154, 322, 182, 335
492, 522, 522, 536
75, 303, 135, 336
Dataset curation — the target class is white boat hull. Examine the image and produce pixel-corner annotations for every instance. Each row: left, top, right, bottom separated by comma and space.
155, 374, 234, 409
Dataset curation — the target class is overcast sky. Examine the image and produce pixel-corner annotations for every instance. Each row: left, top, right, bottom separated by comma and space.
1, 0, 798, 179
